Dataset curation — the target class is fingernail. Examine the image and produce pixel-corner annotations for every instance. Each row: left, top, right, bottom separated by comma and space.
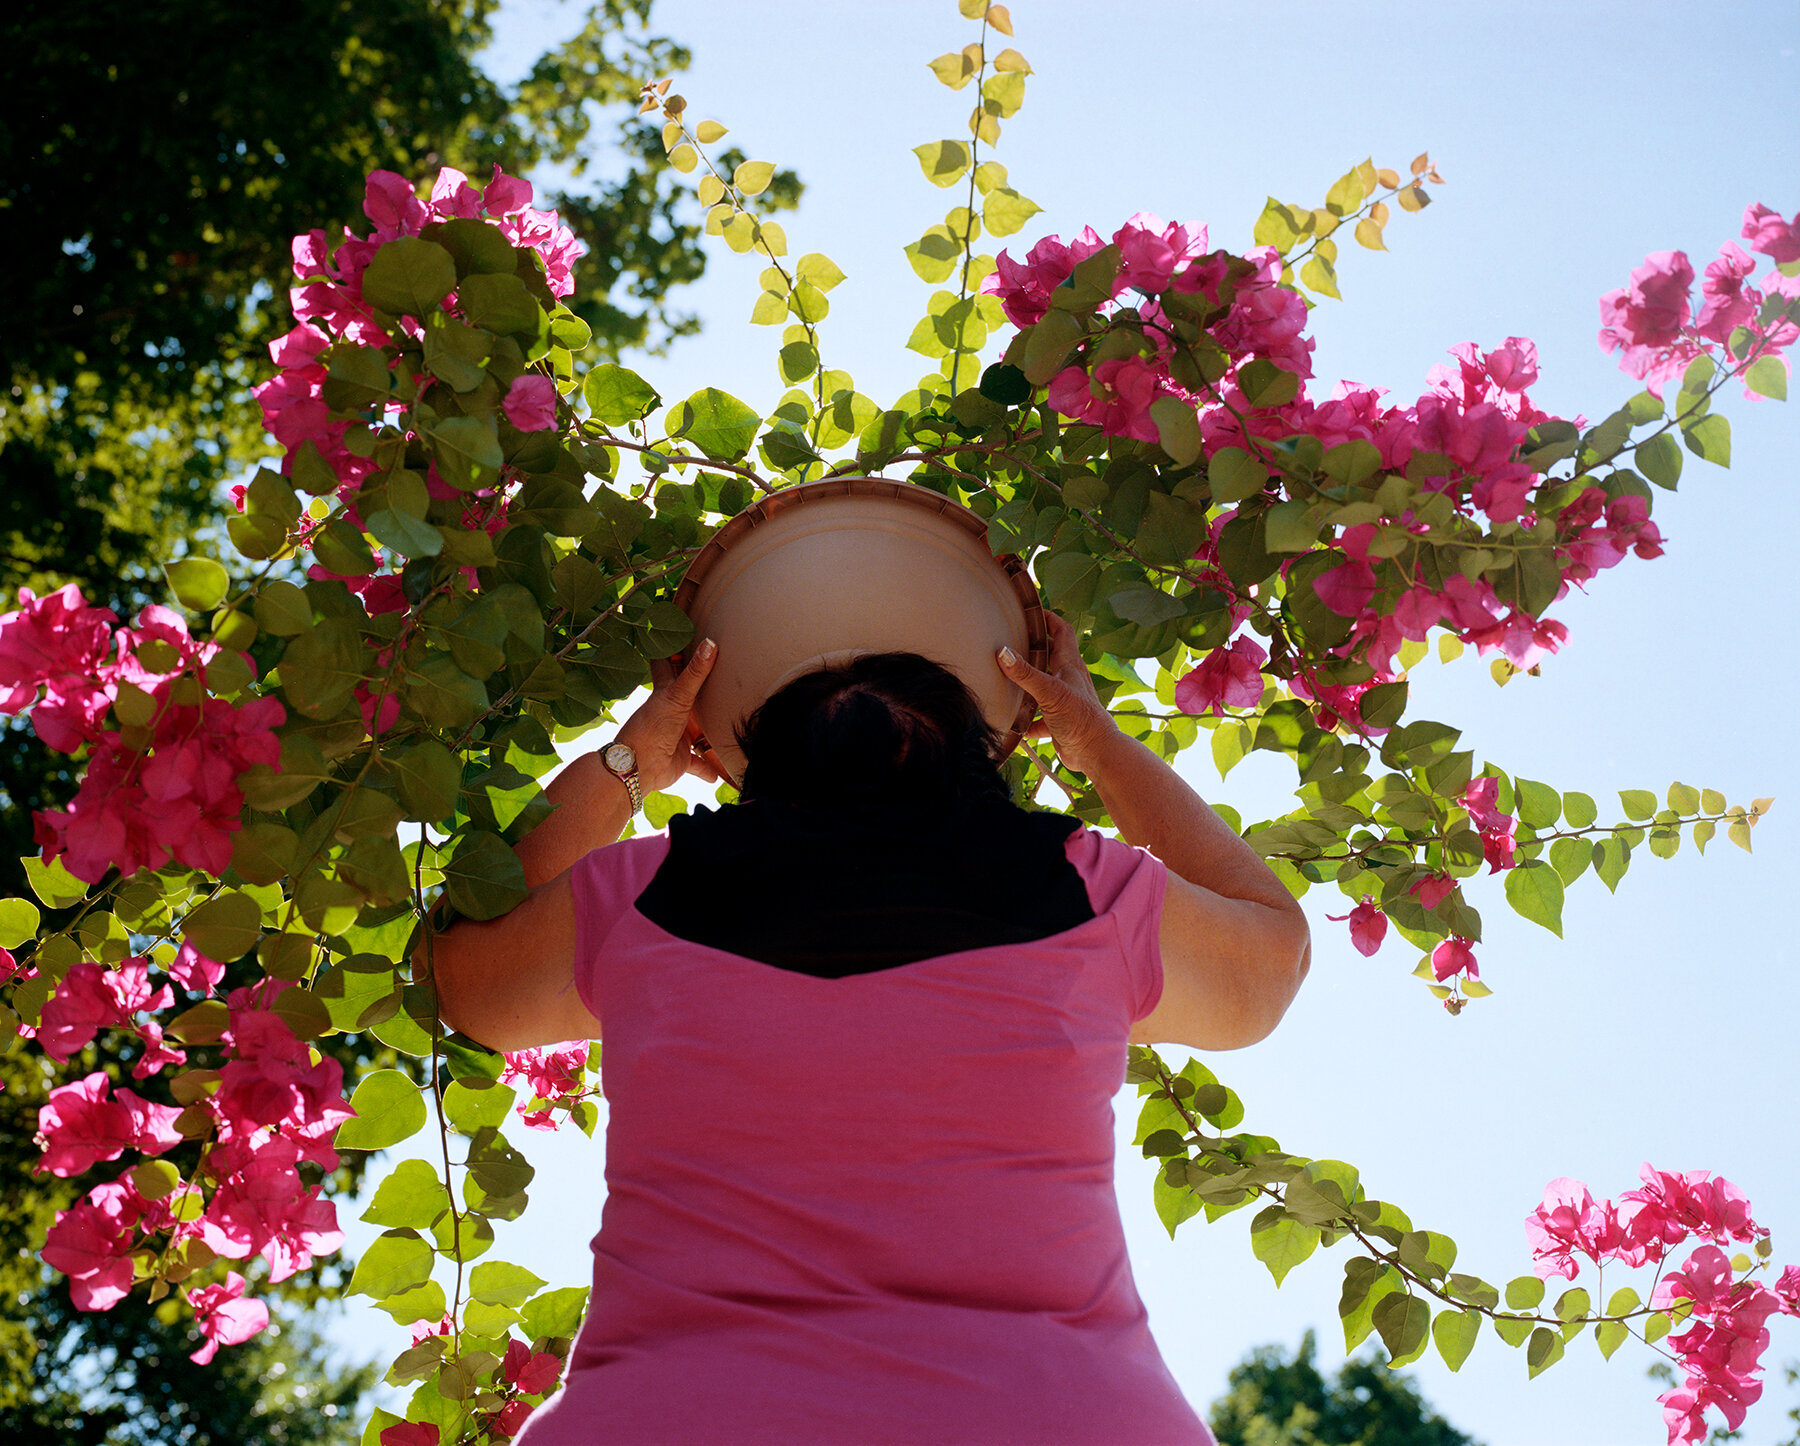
698, 637, 716, 659
998, 646, 1017, 667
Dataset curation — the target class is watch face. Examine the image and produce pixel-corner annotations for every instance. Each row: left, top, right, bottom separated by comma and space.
603, 742, 636, 774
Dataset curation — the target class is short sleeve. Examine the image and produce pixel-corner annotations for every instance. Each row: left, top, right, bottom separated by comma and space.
1063, 827, 1168, 1022
569, 833, 671, 1019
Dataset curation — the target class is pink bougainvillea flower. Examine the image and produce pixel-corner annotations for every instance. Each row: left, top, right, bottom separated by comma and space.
981, 227, 1106, 328
1112, 212, 1209, 295
492, 1402, 534, 1438
1773, 1265, 1800, 1316
1410, 874, 1456, 912
1524, 1177, 1628, 1280
484, 164, 534, 217
1429, 936, 1477, 982
502, 1337, 564, 1396
1741, 203, 1800, 265
167, 942, 226, 995
1620, 1165, 1766, 1261
41, 1180, 143, 1311
1598, 249, 1704, 393
1173, 635, 1267, 717
501, 1042, 592, 1130
380, 1425, 441, 1446
1046, 354, 1166, 443
187, 1272, 270, 1363
1325, 898, 1388, 957
503, 374, 558, 432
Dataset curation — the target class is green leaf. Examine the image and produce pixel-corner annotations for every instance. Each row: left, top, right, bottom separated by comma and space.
1744, 354, 1787, 401
519, 1285, 589, 1341
361, 1159, 452, 1229
1595, 1319, 1629, 1360
182, 891, 262, 961
1514, 778, 1561, 829
390, 741, 464, 823
1682, 412, 1731, 466
429, 415, 504, 491
347, 1228, 435, 1300
337, 1068, 428, 1151
584, 364, 661, 425
443, 1079, 517, 1133
1153, 1171, 1202, 1238
1250, 1207, 1320, 1286
374, 1279, 446, 1326
1548, 836, 1591, 886
1493, 1313, 1533, 1347
1619, 788, 1657, 821
1594, 835, 1630, 892
1526, 1325, 1565, 1378
165, 558, 229, 612
1299, 254, 1340, 300
1667, 781, 1700, 814
1635, 430, 1683, 489
1561, 790, 1598, 828
458, 272, 540, 336
1432, 1309, 1481, 1372
632, 599, 695, 661
311, 518, 376, 577
0, 897, 42, 949
795, 253, 846, 292
1372, 1292, 1431, 1366
677, 388, 761, 461
470, 1259, 548, 1308
1505, 1275, 1546, 1309
1503, 860, 1564, 937
1259, 500, 1315, 555
421, 314, 493, 393
913, 139, 972, 188
1149, 397, 1201, 466
732, 160, 775, 196
983, 188, 1041, 238
252, 579, 313, 637
366, 508, 443, 558
441, 830, 528, 922
404, 653, 489, 729
1207, 447, 1270, 504
360, 236, 457, 317
23, 853, 84, 908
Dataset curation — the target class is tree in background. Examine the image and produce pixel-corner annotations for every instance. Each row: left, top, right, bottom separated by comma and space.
1209, 1330, 1478, 1446
0, 0, 798, 880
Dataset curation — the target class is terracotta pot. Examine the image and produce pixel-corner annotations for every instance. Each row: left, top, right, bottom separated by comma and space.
671, 477, 1049, 784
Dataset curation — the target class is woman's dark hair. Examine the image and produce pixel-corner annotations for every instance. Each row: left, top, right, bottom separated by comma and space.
735, 652, 1007, 813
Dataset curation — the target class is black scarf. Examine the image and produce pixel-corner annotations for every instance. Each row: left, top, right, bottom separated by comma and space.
633, 796, 1095, 978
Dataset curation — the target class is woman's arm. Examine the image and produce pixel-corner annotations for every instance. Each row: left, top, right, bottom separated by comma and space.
998, 618, 1310, 1050
421, 640, 719, 1052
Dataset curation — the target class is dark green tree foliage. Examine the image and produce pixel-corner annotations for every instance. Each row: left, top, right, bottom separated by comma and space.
1209, 1330, 1481, 1446
0, 0, 798, 882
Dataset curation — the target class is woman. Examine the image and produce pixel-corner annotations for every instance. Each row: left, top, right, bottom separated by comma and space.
428, 615, 1311, 1445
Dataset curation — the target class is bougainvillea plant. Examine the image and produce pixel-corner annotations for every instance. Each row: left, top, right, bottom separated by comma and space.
2, 3, 1795, 1442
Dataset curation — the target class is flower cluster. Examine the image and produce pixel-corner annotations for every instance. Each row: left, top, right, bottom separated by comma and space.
36, 969, 347, 1364
257, 165, 581, 522
500, 1043, 597, 1131
0, 586, 285, 883
1598, 204, 1800, 396
1524, 1167, 1797, 1443
983, 206, 1783, 737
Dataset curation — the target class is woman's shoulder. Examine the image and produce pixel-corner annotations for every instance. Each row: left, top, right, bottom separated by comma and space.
1061, 824, 1164, 916
571, 829, 673, 911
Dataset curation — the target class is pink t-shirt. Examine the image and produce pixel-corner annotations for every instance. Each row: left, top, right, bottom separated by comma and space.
516, 825, 1212, 1446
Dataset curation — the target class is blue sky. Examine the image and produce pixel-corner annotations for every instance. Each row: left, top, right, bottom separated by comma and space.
332, 3, 1800, 1441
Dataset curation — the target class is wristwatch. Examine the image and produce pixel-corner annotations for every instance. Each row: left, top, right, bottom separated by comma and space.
601, 740, 642, 815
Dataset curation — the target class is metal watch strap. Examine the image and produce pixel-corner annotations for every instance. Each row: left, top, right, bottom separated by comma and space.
618, 766, 642, 815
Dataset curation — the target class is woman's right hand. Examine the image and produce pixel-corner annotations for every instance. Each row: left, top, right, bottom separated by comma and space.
997, 612, 1119, 777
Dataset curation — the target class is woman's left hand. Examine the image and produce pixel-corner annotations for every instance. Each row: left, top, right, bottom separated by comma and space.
612, 638, 721, 794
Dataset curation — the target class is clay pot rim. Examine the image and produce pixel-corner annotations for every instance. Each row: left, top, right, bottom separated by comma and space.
670, 476, 1051, 782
